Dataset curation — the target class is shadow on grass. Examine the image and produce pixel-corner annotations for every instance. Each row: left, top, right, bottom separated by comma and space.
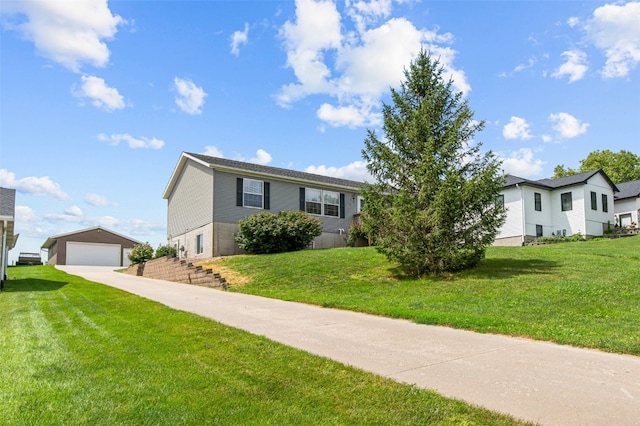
3, 279, 68, 292
388, 257, 561, 281
470, 257, 561, 279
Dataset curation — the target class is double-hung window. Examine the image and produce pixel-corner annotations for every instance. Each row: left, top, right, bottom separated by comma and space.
236, 178, 270, 210
602, 194, 608, 212
590, 191, 597, 210
304, 188, 322, 215
301, 188, 344, 218
561, 192, 572, 211
534, 192, 542, 211
323, 191, 340, 217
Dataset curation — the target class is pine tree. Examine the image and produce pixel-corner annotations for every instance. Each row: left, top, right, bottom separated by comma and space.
361, 50, 506, 276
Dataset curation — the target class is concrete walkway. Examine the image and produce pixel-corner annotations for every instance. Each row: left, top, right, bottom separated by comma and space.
58, 265, 640, 426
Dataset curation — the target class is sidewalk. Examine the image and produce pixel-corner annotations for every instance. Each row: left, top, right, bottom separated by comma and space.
58, 265, 640, 426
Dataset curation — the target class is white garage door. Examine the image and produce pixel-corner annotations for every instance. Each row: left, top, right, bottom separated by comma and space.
66, 242, 121, 266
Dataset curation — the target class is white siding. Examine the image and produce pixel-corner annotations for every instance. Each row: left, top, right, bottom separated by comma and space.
581, 174, 615, 236
615, 198, 640, 226
497, 187, 524, 240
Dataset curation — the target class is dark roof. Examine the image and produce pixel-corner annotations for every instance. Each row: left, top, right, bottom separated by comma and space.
41, 226, 141, 249
504, 169, 619, 192
186, 152, 364, 190
614, 179, 640, 200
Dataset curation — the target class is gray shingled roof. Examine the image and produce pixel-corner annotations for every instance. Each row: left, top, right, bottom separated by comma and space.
187, 152, 364, 190
504, 170, 619, 192
614, 179, 640, 200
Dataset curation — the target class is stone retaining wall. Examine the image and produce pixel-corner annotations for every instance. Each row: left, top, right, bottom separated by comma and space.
125, 256, 227, 289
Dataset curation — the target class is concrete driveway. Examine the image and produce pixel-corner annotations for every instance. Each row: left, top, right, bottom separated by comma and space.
58, 265, 640, 426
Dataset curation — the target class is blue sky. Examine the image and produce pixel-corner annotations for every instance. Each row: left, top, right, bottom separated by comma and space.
1, 0, 639, 263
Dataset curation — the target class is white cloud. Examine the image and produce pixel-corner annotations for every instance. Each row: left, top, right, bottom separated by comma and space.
173, 77, 207, 114
85, 193, 118, 207
567, 17, 580, 28
500, 148, 546, 177
230, 23, 249, 56
1, 0, 124, 71
15, 206, 38, 223
73, 75, 126, 111
552, 50, 588, 83
0, 169, 68, 199
242, 149, 272, 165
586, 2, 640, 78
317, 103, 381, 128
98, 133, 165, 149
549, 112, 589, 138
203, 146, 224, 157
276, 0, 469, 128
305, 160, 372, 182
65, 205, 83, 217
503, 116, 533, 140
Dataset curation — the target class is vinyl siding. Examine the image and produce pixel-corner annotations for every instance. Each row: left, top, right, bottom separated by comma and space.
213, 170, 359, 232
166, 160, 213, 237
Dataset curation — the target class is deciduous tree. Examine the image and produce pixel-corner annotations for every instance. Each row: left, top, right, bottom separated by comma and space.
553, 150, 640, 183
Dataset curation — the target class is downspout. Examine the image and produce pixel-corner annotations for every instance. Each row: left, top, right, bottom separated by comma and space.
516, 184, 525, 246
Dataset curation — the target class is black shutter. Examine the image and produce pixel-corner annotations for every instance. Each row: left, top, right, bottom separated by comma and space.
299, 187, 305, 211
236, 178, 243, 207
264, 182, 270, 210
339, 193, 345, 218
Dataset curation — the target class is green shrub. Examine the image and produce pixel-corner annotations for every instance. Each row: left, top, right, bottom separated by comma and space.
236, 211, 322, 254
346, 221, 369, 247
154, 244, 177, 259
128, 242, 154, 265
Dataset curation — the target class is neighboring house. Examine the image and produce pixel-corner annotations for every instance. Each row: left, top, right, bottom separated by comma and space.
163, 152, 363, 259
1, 187, 18, 287
613, 179, 640, 227
495, 170, 618, 246
42, 226, 140, 266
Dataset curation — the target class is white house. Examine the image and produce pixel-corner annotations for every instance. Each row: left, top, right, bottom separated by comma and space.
614, 179, 640, 227
495, 170, 618, 246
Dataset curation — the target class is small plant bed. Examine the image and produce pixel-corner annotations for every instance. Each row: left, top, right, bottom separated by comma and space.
1, 266, 524, 425
217, 236, 640, 355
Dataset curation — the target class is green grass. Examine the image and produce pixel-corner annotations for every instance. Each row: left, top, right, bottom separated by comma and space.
213, 236, 640, 355
1, 266, 525, 425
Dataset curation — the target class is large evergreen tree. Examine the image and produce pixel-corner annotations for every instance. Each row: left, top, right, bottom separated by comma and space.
360, 50, 506, 276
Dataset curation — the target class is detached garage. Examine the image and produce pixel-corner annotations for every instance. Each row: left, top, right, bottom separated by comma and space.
42, 226, 140, 267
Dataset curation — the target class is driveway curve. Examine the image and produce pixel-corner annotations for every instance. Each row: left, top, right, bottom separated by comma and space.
58, 265, 640, 426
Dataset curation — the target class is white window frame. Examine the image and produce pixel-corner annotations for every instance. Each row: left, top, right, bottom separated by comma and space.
305, 188, 340, 217
243, 178, 264, 209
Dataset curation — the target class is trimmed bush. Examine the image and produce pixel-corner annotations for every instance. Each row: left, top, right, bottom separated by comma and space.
154, 244, 177, 259
236, 211, 322, 254
128, 242, 154, 265
346, 221, 369, 247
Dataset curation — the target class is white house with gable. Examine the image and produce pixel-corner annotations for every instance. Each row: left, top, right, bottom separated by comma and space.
495, 170, 618, 246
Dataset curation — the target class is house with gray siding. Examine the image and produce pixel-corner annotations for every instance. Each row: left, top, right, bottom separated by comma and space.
163, 152, 364, 259
495, 170, 618, 246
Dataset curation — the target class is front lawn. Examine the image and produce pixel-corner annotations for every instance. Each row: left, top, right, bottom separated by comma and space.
206, 236, 640, 355
0, 266, 524, 425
